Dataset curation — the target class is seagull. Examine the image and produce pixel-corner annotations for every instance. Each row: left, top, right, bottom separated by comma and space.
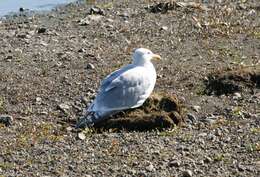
76, 48, 161, 128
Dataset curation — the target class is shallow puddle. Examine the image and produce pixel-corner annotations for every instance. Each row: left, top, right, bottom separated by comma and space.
0, 0, 77, 16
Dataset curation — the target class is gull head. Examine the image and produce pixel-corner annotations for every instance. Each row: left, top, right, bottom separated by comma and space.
132, 48, 161, 65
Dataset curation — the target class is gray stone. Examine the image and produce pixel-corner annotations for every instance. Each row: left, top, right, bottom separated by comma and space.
36, 97, 42, 104
161, 26, 168, 31
233, 92, 241, 99
182, 170, 193, 177
0, 115, 13, 126
146, 163, 155, 172
89, 7, 105, 15
58, 103, 70, 112
204, 156, 212, 163
78, 132, 86, 140
192, 105, 201, 112
187, 113, 197, 123
168, 160, 181, 167
86, 63, 95, 70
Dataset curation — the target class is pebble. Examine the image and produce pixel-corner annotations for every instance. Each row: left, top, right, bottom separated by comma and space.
36, 97, 42, 104
66, 126, 73, 131
86, 63, 95, 70
89, 7, 105, 15
37, 27, 47, 33
237, 163, 245, 171
215, 128, 222, 136
106, 18, 114, 23
248, 9, 256, 16
204, 116, 217, 125
145, 163, 155, 172
58, 103, 70, 112
161, 26, 168, 31
204, 156, 212, 163
0, 115, 13, 126
187, 113, 197, 123
168, 160, 181, 167
255, 161, 260, 168
233, 92, 241, 99
192, 105, 201, 112
182, 170, 193, 177
207, 133, 216, 141
78, 132, 86, 140
78, 48, 86, 53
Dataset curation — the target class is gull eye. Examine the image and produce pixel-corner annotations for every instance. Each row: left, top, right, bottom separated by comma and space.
147, 51, 152, 54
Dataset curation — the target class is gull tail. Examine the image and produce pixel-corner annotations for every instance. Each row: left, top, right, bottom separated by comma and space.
76, 110, 118, 129
76, 112, 99, 129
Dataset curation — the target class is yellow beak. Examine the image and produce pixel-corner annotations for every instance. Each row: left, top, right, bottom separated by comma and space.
152, 54, 161, 61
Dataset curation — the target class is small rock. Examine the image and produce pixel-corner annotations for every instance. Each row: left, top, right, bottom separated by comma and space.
40, 111, 48, 115
207, 133, 216, 141
237, 163, 245, 171
89, 7, 105, 15
58, 103, 70, 112
233, 92, 241, 99
119, 12, 129, 18
137, 172, 147, 177
203, 116, 217, 125
36, 97, 42, 104
88, 15, 103, 22
192, 105, 201, 112
248, 9, 256, 16
78, 19, 90, 26
0, 115, 13, 126
86, 63, 95, 70
215, 128, 222, 136
168, 160, 181, 167
5, 55, 13, 60
161, 26, 168, 31
198, 132, 207, 137
78, 48, 86, 53
78, 132, 86, 140
187, 113, 197, 123
255, 161, 260, 168
66, 126, 73, 131
106, 18, 114, 23
145, 163, 155, 172
204, 156, 212, 163
182, 170, 193, 177
37, 27, 47, 33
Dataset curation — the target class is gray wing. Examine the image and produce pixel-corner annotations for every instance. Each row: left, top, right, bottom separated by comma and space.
90, 65, 152, 112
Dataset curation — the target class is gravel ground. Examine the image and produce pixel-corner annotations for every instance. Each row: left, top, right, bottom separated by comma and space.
0, 0, 259, 176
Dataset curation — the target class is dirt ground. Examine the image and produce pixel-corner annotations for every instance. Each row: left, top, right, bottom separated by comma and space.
0, 0, 259, 176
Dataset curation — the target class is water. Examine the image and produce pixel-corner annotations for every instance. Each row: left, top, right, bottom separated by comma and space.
0, 0, 77, 16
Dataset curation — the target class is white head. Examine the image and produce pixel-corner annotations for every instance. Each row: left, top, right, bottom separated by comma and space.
132, 48, 161, 65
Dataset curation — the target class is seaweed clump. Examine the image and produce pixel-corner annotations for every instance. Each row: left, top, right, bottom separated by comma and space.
94, 93, 184, 131
204, 66, 260, 95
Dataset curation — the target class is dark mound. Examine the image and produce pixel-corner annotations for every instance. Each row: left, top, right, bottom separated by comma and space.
94, 93, 184, 131
204, 65, 260, 95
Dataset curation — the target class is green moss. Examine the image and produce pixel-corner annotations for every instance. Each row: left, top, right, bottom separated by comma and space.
0, 97, 6, 113
0, 162, 14, 170
158, 126, 180, 136
15, 123, 64, 149
245, 142, 260, 152
250, 128, 260, 134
